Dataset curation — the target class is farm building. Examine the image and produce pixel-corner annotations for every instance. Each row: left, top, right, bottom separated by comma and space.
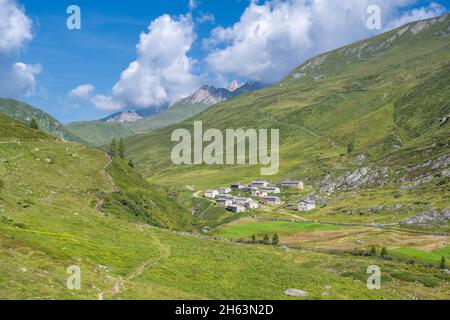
219, 187, 232, 194
227, 205, 246, 213
251, 189, 268, 197
218, 194, 234, 200
261, 187, 281, 194
245, 202, 259, 210
252, 180, 270, 188
280, 180, 304, 189
298, 199, 316, 211
204, 190, 219, 198
261, 196, 281, 205
234, 197, 254, 205
231, 183, 245, 190
217, 199, 233, 207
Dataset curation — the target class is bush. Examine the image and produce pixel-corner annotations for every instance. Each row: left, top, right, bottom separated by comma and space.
440, 256, 446, 269
30, 118, 39, 130
381, 247, 388, 258
272, 233, 279, 245
263, 234, 270, 245
369, 246, 377, 257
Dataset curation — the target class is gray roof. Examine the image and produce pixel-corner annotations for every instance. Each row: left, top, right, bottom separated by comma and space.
300, 199, 315, 204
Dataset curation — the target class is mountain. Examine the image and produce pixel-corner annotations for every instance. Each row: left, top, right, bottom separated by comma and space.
0, 98, 86, 144
102, 111, 143, 123
65, 81, 263, 146
124, 14, 450, 226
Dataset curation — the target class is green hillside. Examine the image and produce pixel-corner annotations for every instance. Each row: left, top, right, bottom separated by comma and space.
65, 98, 211, 146
0, 98, 86, 144
125, 15, 450, 191
1, 109, 448, 299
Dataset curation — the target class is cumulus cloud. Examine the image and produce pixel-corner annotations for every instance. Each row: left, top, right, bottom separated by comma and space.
197, 12, 215, 24
189, 0, 197, 11
0, 0, 33, 53
205, 0, 447, 83
111, 14, 200, 110
0, 62, 41, 97
69, 84, 95, 99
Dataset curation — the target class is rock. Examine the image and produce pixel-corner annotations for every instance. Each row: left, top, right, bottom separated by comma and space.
20, 267, 27, 273
284, 289, 309, 297
400, 208, 450, 226
443, 269, 449, 274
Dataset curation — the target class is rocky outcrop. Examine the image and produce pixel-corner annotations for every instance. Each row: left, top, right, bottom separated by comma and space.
321, 167, 390, 193
284, 289, 309, 297
400, 209, 450, 226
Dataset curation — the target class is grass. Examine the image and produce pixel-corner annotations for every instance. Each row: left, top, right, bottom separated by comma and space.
213, 220, 345, 240
390, 247, 450, 265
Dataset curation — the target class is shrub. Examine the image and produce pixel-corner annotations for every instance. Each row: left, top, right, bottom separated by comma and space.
30, 118, 39, 130
263, 234, 270, 245
272, 233, 279, 245
440, 256, 446, 269
380, 247, 388, 258
369, 246, 377, 257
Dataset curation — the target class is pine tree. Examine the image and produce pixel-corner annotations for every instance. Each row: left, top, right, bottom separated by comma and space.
369, 246, 377, 257
440, 256, 446, 269
263, 234, 270, 245
272, 233, 279, 245
128, 160, 135, 168
109, 139, 117, 157
30, 118, 39, 130
251, 234, 256, 244
118, 138, 125, 159
380, 247, 388, 258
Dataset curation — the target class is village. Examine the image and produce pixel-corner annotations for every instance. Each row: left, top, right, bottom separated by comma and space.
203, 179, 317, 214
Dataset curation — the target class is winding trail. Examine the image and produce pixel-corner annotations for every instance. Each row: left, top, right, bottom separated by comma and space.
98, 233, 171, 300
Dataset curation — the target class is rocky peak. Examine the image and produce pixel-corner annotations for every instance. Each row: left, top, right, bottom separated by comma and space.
106, 111, 143, 123
228, 80, 242, 92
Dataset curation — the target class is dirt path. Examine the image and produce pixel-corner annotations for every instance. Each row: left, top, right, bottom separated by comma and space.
98, 233, 171, 300
100, 154, 118, 193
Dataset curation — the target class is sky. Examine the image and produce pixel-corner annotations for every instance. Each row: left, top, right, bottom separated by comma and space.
0, 0, 448, 123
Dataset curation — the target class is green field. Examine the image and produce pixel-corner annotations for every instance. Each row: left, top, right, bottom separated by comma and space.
213, 220, 346, 240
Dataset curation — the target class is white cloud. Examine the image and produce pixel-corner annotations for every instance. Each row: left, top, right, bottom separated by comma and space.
385, 2, 446, 30
69, 84, 95, 99
0, 62, 41, 97
91, 94, 125, 111
111, 14, 200, 109
205, 0, 447, 83
0, 0, 33, 53
197, 12, 215, 24
189, 0, 197, 11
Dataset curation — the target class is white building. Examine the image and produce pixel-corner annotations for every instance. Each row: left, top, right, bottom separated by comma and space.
298, 199, 316, 211
252, 180, 269, 188
227, 205, 246, 213
204, 190, 219, 198
231, 183, 245, 190
261, 196, 281, 205
219, 187, 232, 194
234, 197, 254, 206
280, 180, 304, 189
261, 187, 281, 194
245, 202, 259, 210
217, 199, 233, 207
251, 189, 268, 197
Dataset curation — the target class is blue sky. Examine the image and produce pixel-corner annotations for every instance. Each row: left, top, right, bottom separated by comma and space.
0, 0, 448, 123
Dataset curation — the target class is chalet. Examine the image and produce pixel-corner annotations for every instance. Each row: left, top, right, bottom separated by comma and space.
204, 190, 219, 198
231, 183, 245, 190
218, 194, 234, 200
261, 187, 281, 194
298, 199, 316, 211
280, 180, 304, 189
234, 197, 254, 205
227, 204, 246, 213
261, 196, 281, 205
245, 202, 259, 210
252, 180, 270, 188
241, 186, 254, 193
219, 187, 232, 194
217, 199, 233, 207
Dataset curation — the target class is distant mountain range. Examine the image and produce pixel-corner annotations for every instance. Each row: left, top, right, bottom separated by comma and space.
64, 81, 263, 146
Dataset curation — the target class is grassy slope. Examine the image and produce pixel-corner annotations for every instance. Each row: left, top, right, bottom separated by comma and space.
125, 16, 450, 189
65, 99, 211, 147
1, 114, 448, 299
0, 98, 86, 144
